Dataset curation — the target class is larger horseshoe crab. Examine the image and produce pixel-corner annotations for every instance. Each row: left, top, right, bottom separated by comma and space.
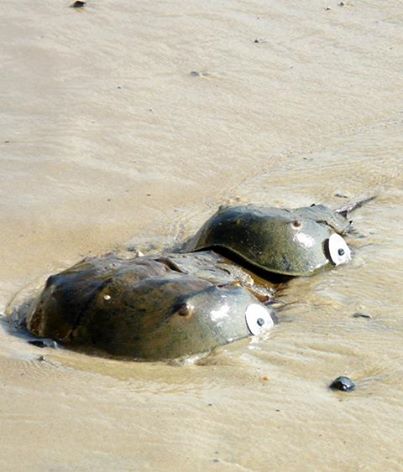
20, 252, 275, 361
184, 200, 373, 277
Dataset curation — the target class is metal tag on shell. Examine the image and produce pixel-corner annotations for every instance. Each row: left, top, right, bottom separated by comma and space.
327, 233, 351, 265
245, 304, 274, 336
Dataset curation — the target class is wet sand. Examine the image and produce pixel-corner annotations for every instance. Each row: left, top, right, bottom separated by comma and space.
1, 1, 402, 470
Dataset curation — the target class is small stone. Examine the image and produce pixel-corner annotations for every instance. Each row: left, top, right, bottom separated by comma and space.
70, 1, 86, 7
339, 1, 345, 6
190, 71, 200, 77
352, 312, 372, 319
325, 7, 332, 10
37, 355, 45, 362
104, 294, 111, 301
254, 39, 260, 43
329, 376, 356, 392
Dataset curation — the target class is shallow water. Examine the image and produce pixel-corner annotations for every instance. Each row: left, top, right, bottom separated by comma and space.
0, 1, 402, 470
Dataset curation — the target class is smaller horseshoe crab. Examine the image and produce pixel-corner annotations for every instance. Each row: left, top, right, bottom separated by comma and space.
22, 252, 275, 360
184, 202, 367, 277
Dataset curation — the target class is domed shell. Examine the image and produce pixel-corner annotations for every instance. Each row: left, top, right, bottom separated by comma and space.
185, 205, 351, 276
26, 254, 275, 360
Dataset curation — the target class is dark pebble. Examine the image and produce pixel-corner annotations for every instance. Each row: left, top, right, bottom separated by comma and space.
190, 71, 200, 77
339, 2, 345, 6
330, 376, 356, 392
254, 39, 260, 43
70, 1, 86, 8
352, 312, 372, 319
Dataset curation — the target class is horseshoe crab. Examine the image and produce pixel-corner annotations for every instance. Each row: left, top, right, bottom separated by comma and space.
24, 252, 275, 360
184, 203, 356, 277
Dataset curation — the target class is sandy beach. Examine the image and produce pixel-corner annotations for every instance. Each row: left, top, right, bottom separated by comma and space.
1, 1, 402, 470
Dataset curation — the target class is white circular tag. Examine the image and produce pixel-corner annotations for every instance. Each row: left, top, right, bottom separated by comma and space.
327, 233, 351, 265
245, 304, 274, 336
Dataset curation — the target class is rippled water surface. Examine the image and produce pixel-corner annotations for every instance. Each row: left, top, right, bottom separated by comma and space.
0, 1, 402, 470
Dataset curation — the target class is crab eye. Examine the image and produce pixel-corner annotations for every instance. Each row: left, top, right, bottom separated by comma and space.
327, 233, 351, 265
175, 302, 194, 318
245, 304, 274, 335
